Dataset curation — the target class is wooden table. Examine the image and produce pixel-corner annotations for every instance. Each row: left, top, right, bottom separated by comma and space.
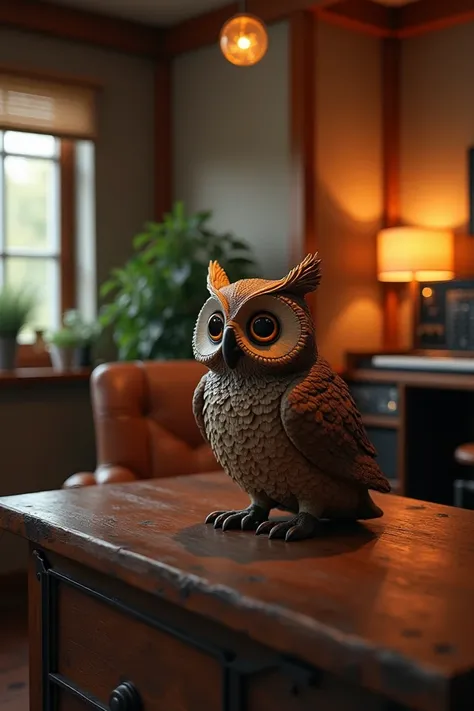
0, 472, 473, 711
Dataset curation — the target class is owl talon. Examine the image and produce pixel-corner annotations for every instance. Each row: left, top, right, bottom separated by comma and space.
255, 520, 274, 536
208, 505, 268, 531
214, 512, 234, 529
259, 513, 321, 542
205, 511, 227, 525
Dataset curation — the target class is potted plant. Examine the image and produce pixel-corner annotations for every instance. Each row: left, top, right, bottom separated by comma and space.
100, 201, 258, 361
0, 286, 36, 370
46, 327, 81, 371
63, 310, 101, 367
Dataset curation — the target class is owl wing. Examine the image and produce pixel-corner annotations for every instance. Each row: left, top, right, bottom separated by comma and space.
281, 358, 391, 493
192, 373, 209, 443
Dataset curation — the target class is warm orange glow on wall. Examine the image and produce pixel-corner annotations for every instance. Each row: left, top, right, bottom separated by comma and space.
377, 227, 454, 282
219, 13, 268, 67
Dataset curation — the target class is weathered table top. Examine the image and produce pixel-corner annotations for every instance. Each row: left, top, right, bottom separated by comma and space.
1, 472, 473, 711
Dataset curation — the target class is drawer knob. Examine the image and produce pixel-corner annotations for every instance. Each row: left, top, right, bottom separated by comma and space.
109, 681, 142, 711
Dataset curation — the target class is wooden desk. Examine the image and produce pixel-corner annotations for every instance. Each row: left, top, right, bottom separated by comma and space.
1, 473, 473, 711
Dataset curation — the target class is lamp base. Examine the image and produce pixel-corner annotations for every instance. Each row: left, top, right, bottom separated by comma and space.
382, 283, 403, 350
381, 281, 419, 351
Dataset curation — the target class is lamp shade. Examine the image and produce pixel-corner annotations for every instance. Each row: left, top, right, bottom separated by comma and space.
377, 227, 454, 282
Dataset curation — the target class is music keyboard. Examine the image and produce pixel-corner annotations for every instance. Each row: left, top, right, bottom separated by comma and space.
371, 355, 474, 373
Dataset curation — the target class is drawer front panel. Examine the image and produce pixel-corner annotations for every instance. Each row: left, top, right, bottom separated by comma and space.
58, 691, 90, 711
35, 550, 409, 711
57, 584, 222, 711
247, 667, 389, 711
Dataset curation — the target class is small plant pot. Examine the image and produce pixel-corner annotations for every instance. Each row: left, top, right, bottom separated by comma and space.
74, 344, 92, 368
0, 335, 18, 370
49, 345, 76, 372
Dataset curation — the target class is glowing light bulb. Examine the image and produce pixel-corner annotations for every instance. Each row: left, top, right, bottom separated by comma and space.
237, 36, 251, 50
219, 13, 268, 67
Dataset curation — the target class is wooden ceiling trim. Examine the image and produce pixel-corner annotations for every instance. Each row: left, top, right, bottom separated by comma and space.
163, 3, 239, 56
317, 0, 395, 38
0, 0, 164, 58
397, 0, 474, 39
163, 0, 341, 56
1, 0, 474, 59
164, 0, 474, 56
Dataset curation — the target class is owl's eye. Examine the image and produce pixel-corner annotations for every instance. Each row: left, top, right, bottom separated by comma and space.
207, 312, 225, 343
248, 312, 280, 345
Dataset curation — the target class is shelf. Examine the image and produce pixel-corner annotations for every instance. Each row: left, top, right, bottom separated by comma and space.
0, 368, 91, 386
362, 414, 400, 429
347, 367, 474, 391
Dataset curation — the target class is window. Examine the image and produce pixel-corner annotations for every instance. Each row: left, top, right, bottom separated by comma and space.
0, 130, 66, 342
0, 65, 99, 355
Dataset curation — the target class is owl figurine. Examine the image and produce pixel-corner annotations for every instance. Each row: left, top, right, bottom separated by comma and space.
192, 254, 391, 542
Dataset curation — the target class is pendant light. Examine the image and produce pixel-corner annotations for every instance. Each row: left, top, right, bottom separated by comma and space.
219, 0, 268, 67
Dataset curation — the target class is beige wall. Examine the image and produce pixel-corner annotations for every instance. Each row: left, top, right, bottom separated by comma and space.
401, 23, 474, 278
173, 22, 291, 279
316, 22, 384, 369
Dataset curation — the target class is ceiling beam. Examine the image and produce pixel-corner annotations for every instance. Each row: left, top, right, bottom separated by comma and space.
0, 0, 473, 61
163, 0, 341, 56
397, 0, 474, 38
164, 0, 474, 57
317, 0, 395, 38
0, 0, 164, 58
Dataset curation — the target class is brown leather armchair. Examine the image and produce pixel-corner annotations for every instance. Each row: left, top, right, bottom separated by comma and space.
455, 443, 474, 466
63, 360, 218, 487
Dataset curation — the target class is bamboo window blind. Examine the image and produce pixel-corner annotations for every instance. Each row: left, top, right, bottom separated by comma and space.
0, 66, 99, 140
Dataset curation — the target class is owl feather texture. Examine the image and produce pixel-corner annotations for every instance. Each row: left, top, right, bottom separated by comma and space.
192, 254, 391, 542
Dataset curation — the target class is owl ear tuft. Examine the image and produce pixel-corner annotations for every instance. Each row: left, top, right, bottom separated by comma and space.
207, 260, 230, 293
278, 253, 322, 296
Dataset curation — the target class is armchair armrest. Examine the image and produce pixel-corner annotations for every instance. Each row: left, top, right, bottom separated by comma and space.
95, 465, 138, 485
63, 472, 96, 488
63, 465, 138, 488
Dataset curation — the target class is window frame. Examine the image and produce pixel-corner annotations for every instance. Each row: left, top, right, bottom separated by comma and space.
0, 132, 76, 366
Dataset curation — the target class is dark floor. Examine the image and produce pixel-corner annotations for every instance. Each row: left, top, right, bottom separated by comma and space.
0, 603, 28, 711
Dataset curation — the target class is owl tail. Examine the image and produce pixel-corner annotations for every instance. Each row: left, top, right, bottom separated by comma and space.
356, 491, 384, 520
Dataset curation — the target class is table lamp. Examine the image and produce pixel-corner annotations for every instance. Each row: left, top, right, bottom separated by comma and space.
377, 226, 454, 349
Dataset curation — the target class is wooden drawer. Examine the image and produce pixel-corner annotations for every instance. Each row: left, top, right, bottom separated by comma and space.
36, 551, 407, 711
57, 691, 90, 711
56, 583, 222, 711
246, 667, 390, 711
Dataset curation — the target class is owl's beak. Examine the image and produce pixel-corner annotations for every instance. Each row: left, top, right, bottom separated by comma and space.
222, 326, 242, 369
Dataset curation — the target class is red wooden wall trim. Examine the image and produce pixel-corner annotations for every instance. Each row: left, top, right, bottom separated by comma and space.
381, 38, 402, 350
154, 61, 173, 222
290, 11, 317, 315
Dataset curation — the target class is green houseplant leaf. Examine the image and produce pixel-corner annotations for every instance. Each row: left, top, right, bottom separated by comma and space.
100, 201, 259, 361
0, 286, 36, 336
